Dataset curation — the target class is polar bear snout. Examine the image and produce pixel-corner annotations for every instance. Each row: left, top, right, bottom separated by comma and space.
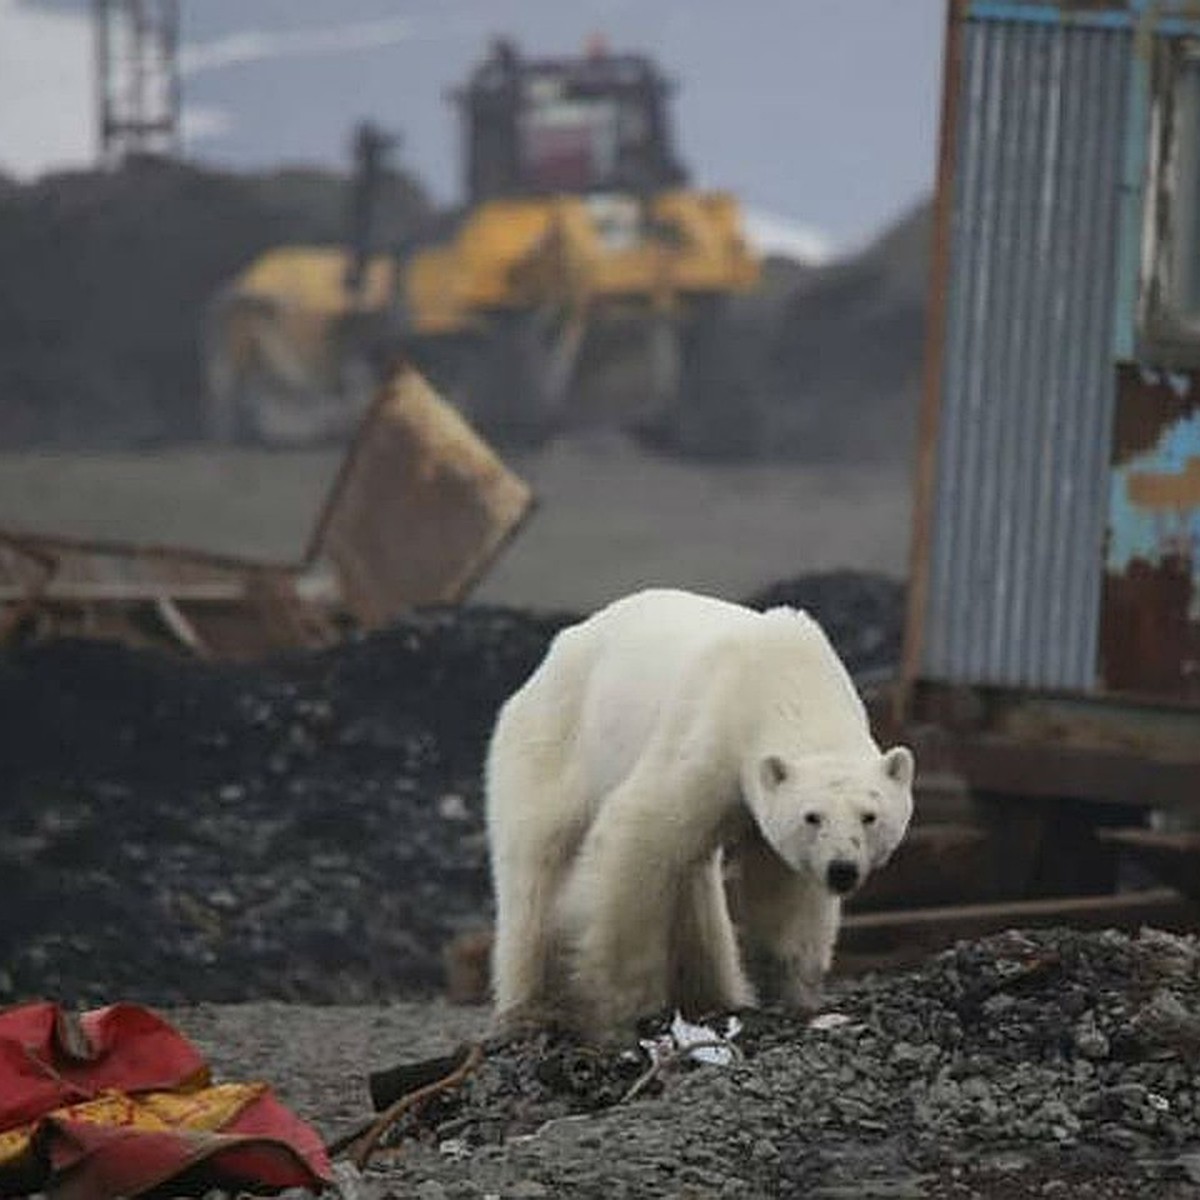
825, 859, 860, 895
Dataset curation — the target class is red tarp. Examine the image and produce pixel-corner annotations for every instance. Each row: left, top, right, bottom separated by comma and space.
0, 1001, 332, 1200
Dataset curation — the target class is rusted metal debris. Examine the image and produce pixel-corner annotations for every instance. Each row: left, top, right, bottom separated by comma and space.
1101, 364, 1200, 703
1098, 829, 1200, 904
0, 365, 533, 660
344, 1041, 484, 1168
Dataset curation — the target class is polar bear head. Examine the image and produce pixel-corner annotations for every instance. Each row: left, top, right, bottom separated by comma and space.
742, 746, 914, 895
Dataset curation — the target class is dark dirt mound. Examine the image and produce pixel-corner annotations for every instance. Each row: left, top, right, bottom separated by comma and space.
0, 157, 428, 447
744, 570, 905, 677
0, 572, 901, 1009
364, 928, 1200, 1198
0, 606, 572, 1006
761, 199, 930, 464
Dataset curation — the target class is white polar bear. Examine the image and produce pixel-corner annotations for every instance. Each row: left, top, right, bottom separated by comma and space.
485, 587, 914, 1035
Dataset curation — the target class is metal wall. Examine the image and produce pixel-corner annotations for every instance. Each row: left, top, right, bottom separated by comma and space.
920, 14, 1130, 690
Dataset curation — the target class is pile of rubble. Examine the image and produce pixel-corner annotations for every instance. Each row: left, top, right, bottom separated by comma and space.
375, 928, 1200, 1197
0, 573, 902, 1008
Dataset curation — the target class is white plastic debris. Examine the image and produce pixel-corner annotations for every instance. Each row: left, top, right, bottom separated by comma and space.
637, 1010, 742, 1067
808, 1011, 854, 1032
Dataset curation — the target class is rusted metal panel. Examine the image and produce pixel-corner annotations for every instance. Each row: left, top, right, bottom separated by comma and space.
900, 0, 967, 715
311, 365, 534, 629
1101, 365, 1200, 699
915, 11, 1130, 692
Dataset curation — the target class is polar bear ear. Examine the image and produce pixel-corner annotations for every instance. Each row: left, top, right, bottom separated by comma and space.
760, 755, 788, 790
881, 746, 915, 789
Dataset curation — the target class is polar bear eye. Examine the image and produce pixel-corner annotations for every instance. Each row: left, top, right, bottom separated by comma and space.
862, 812, 878, 826
804, 811, 823, 827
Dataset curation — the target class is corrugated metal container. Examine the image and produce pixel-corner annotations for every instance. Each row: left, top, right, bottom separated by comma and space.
918, 10, 1130, 691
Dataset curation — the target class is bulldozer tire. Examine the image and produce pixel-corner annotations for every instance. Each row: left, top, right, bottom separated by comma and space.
472, 313, 562, 446
640, 297, 763, 459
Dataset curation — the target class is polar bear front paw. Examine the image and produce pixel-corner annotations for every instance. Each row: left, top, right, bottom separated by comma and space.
744, 946, 825, 1014
489, 1001, 571, 1042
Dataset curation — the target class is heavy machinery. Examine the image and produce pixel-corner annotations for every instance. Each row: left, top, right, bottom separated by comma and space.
204, 37, 761, 448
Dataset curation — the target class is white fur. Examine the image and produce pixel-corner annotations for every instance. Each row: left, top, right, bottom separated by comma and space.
484, 587, 914, 1034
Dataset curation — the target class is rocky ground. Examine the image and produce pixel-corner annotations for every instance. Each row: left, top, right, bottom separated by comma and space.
170, 928, 1200, 1199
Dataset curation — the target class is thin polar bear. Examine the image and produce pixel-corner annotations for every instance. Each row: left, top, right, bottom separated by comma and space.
484, 587, 915, 1035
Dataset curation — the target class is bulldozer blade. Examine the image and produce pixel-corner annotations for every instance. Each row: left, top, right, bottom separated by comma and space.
309, 363, 535, 627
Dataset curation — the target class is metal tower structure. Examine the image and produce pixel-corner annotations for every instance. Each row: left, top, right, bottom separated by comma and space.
94, 0, 181, 167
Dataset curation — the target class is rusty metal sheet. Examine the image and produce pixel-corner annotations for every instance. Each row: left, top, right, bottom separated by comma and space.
0, 527, 336, 660
1100, 364, 1200, 701
310, 364, 534, 628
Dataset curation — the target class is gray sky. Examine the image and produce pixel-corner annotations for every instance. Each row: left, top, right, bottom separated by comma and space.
3, 0, 944, 252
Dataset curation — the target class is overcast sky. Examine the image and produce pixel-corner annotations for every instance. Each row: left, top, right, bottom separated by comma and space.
1, 0, 945, 253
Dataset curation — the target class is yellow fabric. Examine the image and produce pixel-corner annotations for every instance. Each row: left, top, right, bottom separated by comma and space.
0, 1083, 266, 1170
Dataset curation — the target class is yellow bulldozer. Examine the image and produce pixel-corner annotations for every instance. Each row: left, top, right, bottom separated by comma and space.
204, 37, 761, 449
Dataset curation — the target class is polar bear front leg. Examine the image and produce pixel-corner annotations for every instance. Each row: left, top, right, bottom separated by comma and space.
558, 788, 686, 1034
674, 854, 756, 1017
735, 834, 841, 1012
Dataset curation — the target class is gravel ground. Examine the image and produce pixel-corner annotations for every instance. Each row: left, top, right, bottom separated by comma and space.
169, 928, 1200, 1199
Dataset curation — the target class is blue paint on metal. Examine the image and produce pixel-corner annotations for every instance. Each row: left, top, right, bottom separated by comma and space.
1109, 405, 1200, 613
968, 2, 1200, 36
969, 4, 1133, 31
1113, 42, 1149, 361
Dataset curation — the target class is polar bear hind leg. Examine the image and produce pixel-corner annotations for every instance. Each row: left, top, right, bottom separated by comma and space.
487, 711, 589, 1029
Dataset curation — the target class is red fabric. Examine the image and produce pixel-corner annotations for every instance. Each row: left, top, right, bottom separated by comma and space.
0, 1001, 332, 1200
0, 1003, 206, 1130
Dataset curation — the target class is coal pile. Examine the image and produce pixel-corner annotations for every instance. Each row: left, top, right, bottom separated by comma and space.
0, 606, 572, 1007
744, 569, 905, 677
0, 158, 428, 447
0, 572, 904, 1009
374, 928, 1200, 1198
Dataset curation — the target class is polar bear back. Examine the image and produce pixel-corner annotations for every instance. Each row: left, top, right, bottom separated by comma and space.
503, 588, 872, 804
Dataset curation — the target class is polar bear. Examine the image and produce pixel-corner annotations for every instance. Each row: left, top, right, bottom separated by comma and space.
485, 587, 914, 1035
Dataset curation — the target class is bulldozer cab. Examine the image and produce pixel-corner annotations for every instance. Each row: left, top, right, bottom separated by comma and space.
458, 37, 689, 203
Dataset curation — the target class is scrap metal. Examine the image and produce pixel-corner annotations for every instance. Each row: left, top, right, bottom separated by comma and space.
0, 364, 533, 660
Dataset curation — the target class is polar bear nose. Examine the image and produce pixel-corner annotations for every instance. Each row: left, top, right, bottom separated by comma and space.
826, 860, 860, 894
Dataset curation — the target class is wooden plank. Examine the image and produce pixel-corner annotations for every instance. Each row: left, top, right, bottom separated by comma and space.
1099, 829, 1200, 903
841, 887, 1197, 960
927, 731, 1200, 811
848, 823, 989, 911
